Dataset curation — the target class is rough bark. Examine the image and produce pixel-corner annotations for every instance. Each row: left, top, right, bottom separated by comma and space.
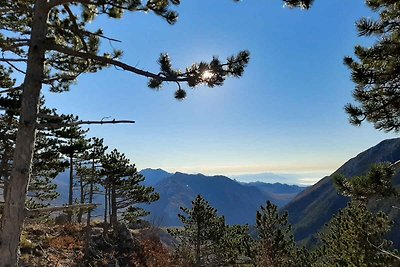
0, 1, 48, 265
0, 147, 11, 201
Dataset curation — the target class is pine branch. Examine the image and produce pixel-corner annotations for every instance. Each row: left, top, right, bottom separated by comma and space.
63, 4, 88, 52
47, 43, 188, 82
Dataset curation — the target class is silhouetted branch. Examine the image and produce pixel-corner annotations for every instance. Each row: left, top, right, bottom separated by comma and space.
47, 43, 188, 82
37, 119, 135, 129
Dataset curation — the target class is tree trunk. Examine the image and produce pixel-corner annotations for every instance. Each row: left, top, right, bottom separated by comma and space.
0, 147, 11, 201
67, 153, 73, 222
84, 160, 95, 261
0, 1, 48, 265
77, 173, 85, 223
104, 186, 108, 225
196, 220, 201, 267
111, 182, 117, 228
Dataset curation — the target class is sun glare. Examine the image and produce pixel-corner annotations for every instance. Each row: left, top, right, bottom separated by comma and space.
202, 70, 214, 80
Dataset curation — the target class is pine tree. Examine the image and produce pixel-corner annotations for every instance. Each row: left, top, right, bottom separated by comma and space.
317, 201, 396, 267
344, 0, 400, 131
100, 149, 158, 228
168, 195, 251, 266
55, 118, 90, 222
255, 201, 298, 267
76, 137, 108, 225
168, 195, 225, 266
334, 163, 397, 202
0, 93, 68, 208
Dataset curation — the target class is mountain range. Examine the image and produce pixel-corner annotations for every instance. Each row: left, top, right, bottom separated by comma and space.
139, 170, 306, 226
52, 168, 306, 225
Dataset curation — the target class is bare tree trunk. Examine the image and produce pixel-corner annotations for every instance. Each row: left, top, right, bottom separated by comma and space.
0, 1, 48, 265
108, 186, 112, 224
77, 173, 85, 223
104, 187, 108, 225
111, 182, 117, 228
84, 160, 95, 261
67, 153, 73, 222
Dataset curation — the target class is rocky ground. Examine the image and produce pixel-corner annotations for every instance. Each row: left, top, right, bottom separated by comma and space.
19, 221, 175, 267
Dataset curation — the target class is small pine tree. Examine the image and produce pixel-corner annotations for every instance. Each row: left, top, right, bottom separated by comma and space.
169, 195, 252, 266
55, 118, 90, 221
100, 149, 159, 228
255, 201, 306, 267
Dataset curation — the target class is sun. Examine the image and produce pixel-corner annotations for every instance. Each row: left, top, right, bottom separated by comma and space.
202, 70, 214, 81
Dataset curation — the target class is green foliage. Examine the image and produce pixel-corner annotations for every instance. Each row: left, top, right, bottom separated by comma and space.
101, 149, 159, 225
334, 163, 397, 202
0, 93, 68, 208
344, 0, 400, 131
255, 201, 310, 267
283, 0, 314, 9
316, 201, 396, 267
168, 195, 252, 266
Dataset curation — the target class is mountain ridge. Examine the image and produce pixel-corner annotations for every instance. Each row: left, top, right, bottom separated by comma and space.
284, 138, 400, 246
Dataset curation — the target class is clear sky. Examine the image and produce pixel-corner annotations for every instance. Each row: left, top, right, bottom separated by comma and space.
44, 0, 397, 185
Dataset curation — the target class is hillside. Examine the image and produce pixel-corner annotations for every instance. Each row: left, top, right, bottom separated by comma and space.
285, 138, 400, 246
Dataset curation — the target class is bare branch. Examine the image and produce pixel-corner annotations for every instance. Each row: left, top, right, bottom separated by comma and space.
37, 119, 135, 129
47, 43, 188, 82
0, 58, 27, 63
82, 30, 122, 43
2, 60, 26, 74
367, 238, 400, 261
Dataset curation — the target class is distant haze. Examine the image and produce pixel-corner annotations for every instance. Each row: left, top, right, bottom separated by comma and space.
230, 171, 332, 185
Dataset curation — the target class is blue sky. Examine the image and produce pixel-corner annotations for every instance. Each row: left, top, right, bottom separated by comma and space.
44, 0, 397, 185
